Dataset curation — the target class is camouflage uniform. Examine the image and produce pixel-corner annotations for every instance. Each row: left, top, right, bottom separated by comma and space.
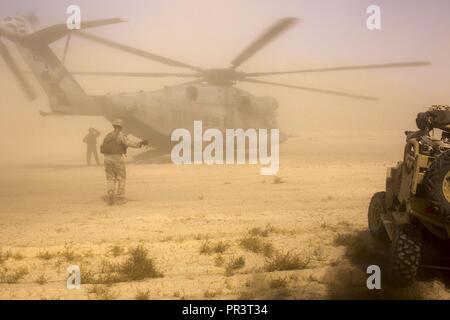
103, 132, 141, 202
83, 128, 101, 165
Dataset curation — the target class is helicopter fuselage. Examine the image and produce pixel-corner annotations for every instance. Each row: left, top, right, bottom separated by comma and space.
92, 83, 280, 150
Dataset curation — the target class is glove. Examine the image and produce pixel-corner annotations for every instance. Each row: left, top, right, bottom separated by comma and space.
140, 140, 149, 147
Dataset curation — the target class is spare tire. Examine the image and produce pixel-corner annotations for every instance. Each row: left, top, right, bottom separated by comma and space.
424, 150, 450, 220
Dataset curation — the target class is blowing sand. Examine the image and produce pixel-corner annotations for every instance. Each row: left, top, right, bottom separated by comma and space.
1, 130, 449, 300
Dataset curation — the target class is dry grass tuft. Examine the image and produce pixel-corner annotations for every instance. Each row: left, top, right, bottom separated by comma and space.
36, 250, 55, 261
239, 236, 274, 257
108, 245, 125, 257
204, 289, 220, 298
0, 250, 24, 262
57, 244, 81, 262
35, 274, 48, 285
81, 245, 162, 284
200, 241, 230, 255
225, 256, 245, 276
214, 255, 225, 267
0, 267, 28, 284
265, 252, 310, 272
270, 277, 288, 290
248, 224, 276, 237
135, 288, 151, 300
117, 245, 163, 281
87, 285, 117, 300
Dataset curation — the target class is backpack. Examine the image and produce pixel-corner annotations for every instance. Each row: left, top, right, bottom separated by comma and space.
100, 132, 127, 155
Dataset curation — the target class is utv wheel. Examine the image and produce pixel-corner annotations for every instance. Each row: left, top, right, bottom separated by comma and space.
388, 224, 422, 286
368, 192, 388, 240
424, 150, 450, 221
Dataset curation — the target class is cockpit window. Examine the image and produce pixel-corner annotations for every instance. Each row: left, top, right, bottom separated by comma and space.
186, 86, 198, 101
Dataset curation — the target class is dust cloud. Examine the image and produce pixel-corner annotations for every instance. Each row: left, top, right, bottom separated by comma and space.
0, 0, 450, 300
1, 0, 449, 164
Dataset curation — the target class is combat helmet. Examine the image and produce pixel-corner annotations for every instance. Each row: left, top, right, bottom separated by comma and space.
112, 118, 124, 128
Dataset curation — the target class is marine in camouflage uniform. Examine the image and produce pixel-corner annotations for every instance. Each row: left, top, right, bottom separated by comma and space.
83, 127, 101, 166
101, 119, 148, 205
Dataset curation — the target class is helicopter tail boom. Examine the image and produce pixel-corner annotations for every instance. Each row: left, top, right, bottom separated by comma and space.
0, 14, 123, 115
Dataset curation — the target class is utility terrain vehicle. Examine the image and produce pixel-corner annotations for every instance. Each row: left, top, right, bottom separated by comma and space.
369, 105, 450, 285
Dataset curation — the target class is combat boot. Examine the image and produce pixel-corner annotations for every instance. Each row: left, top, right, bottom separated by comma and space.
115, 197, 127, 205
107, 190, 115, 206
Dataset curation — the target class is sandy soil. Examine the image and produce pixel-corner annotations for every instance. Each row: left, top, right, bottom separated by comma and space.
1, 130, 450, 300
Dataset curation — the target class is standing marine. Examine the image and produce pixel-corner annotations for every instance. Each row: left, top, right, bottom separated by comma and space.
83, 127, 101, 166
100, 119, 148, 205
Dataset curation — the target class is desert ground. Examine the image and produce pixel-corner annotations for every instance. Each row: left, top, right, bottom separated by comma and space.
1, 130, 450, 300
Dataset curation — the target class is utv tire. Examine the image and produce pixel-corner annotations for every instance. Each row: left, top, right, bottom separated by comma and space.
388, 224, 422, 286
424, 150, 450, 221
368, 192, 388, 240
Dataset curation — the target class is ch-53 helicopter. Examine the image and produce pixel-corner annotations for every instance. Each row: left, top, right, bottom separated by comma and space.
0, 13, 430, 159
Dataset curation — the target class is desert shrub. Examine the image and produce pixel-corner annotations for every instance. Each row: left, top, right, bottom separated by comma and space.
87, 285, 117, 300
193, 233, 209, 241
10, 251, 24, 260
248, 225, 276, 237
0, 267, 28, 284
81, 245, 162, 284
203, 290, 220, 298
35, 274, 48, 285
269, 277, 288, 289
58, 244, 81, 262
36, 250, 55, 261
265, 252, 310, 272
135, 289, 150, 300
116, 245, 163, 280
200, 241, 229, 255
214, 255, 225, 267
239, 236, 274, 257
0, 249, 5, 264
108, 245, 125, 257
0, 250, 25, 262
225, 256, 245, 276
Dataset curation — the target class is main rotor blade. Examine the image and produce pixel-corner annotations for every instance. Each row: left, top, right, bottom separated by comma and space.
75, 31, 204, 72
242, 78, 379, 101
22, 18, 125, 44
175, 78, 206, 86
231, 17, 299, 69
245, 61, 431, 77
71, 71, 201, 78
0, 39, 36, 100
